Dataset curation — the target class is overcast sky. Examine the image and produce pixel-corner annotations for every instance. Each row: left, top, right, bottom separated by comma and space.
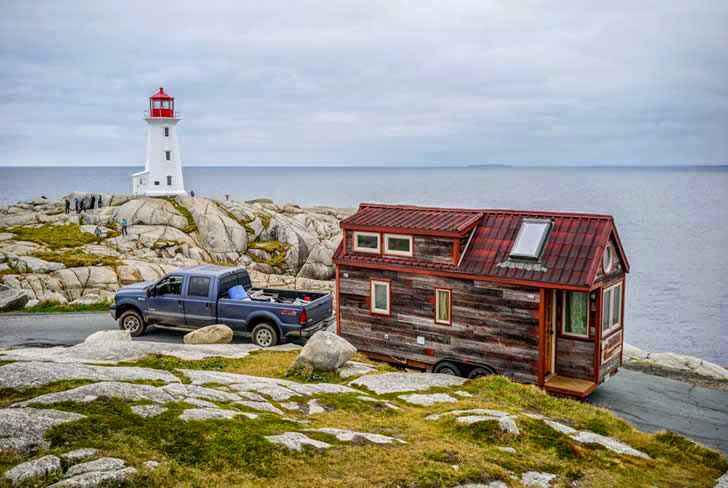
1, 1, 727, 167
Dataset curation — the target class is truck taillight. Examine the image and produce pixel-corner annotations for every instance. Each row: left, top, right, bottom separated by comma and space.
298, 309, 308, 325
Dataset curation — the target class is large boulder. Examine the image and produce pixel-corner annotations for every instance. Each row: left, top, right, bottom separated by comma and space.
179, 197, 247, 262
297, 238, 339, 280
103, 197, 189, 230
6, 255, 65, 274
85, 330, 131, 343
0, 285, 30, 312
292, 331, 356, 372
183, 324, 234, 345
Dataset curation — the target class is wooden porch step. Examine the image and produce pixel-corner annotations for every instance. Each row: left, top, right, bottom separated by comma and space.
544, 375, 597, 398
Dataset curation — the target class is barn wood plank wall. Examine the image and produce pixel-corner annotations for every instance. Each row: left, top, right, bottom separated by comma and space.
556, 337, 595, 381
600, 329, 622, 381
338, 266, 541, 384
414, 236, 454, 264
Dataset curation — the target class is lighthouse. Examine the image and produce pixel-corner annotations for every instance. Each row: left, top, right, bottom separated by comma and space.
132, 87, 186, 196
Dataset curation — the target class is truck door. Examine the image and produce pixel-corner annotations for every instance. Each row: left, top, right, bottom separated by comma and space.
184, 275, 216, 327
147, 275, 185, 325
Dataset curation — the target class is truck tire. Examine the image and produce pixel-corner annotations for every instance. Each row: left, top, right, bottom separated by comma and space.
251, 323, 279, 348
433, 361, 462, 377
118, 310, 146, 337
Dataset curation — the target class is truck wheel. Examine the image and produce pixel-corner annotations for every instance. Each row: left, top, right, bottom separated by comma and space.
433, 361, 462, 377
251, 323, 278, 348
468, 366, 495, 379
118, 310, 146, 337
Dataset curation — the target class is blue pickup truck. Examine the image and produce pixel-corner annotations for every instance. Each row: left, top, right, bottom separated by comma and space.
110, 265, 334, 347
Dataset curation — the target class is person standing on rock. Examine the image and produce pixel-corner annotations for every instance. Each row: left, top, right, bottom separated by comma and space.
98, 195, 103, 208
74, 198, 79, 213
64, 199, 70, 214
190, 190, 195, 197
121, 218, 129, 237
94, 224, 103, 241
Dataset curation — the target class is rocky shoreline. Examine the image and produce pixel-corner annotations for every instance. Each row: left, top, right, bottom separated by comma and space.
0, 193, 345, 309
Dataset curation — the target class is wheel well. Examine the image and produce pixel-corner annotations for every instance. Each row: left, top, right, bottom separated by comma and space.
246, 315, 279, 335
433, 358, 497, 378
116, 303, 142, 319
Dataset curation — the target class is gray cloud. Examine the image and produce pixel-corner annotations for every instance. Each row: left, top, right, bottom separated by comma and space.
1, 0, 727, 166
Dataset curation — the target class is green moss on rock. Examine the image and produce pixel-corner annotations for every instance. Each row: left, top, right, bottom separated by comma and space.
32, 250, 121, 268
160, 197, 197, 234
1, 224, 97, 249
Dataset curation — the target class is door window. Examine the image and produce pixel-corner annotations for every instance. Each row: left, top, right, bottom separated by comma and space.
156, 275, 183, 295
563, 291, 589, 337
188, 276, 211, 298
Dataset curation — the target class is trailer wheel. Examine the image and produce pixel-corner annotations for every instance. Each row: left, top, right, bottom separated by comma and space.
118, 310, 146, 337
251, 323, 279, 348
433, 361, 462, 377
468, 366, 495, 379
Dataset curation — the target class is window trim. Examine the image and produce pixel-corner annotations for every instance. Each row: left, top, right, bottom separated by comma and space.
602, 281, 623, 333
370, 279, 391, 316
561, 290, 590, 338
383, 233, 414, 257
353, 231, 380, 254
434, 288, 452, 325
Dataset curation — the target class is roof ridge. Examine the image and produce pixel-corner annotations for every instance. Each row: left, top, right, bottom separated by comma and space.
358, 202, 614, 220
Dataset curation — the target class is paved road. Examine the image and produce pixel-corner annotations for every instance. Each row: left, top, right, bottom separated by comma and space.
1, 312, 727, 454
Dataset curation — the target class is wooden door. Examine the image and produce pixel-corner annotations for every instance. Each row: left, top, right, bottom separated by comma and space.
544, 290, 556, 376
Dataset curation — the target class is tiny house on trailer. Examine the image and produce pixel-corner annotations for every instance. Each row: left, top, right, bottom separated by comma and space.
333, 203, 629, 398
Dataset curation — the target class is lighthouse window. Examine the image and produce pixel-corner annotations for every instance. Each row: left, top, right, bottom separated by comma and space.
153, 100, 162, 108
154, 181, 160, 186
164, 127, 169, 137
167, 176, 172, 186
165, 151, 171, 161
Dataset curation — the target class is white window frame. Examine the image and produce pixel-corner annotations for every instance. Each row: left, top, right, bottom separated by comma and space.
370, 280, 390, 315
353, 231, 380, 254
561, 291, 590, 338
435, 288, 452, 325
383, 233, 413, 257
602, 281, 623, 333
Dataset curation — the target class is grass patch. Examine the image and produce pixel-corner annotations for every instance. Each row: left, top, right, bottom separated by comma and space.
160, 197, 197, 234
0, 379, 95, 408
10, 300, 112, 314
0, 224, 97, 249
248, 239, 289, 268
32, 250, 121, 268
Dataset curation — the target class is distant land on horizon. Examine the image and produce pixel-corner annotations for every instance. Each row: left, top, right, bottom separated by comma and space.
1, 163, 727, 169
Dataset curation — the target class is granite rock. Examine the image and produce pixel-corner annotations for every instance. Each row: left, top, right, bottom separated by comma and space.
351, 372, 466, 395
4, 455, 62, 486
265, 432, 331, 451
0, 408, 85, 453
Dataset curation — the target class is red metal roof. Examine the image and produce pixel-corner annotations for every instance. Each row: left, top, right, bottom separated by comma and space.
335, 204, 629, 288
150, 87, 174, 99
341, 203, 482, 236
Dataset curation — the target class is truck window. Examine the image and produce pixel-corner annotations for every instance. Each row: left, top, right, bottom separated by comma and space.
188, 276, 211, 298
156, 275, 183, 296
219, 272, 252, 298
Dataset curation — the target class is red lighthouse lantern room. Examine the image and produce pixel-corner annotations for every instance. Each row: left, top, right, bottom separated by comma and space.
149, 87, 175, 118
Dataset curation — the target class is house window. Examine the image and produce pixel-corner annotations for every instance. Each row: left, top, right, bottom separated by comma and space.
166, 175, 172, 186
562, 291, 589, 337
510, 219, 551, 259
164, 127, 170, 137
384, 234, 413, 257
353, 231, 380, 254
165, 151, 171, 161
370, 280, 390, 315
435, 288, 451, 325
603, 243, 614, 273
602, 281, 623, 332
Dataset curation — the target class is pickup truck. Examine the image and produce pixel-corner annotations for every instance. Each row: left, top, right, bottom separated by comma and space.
110, 265, 334, 347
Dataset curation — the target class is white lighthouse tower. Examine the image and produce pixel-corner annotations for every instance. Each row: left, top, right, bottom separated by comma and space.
132, 87, 186, 196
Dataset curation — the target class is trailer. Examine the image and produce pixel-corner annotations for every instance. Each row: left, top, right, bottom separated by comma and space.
333, 203, 629, 398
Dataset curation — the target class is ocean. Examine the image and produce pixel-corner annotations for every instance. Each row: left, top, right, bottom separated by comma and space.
1, 165, 726, 364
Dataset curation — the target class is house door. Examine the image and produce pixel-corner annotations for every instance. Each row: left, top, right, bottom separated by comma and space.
544, 290, 556, 377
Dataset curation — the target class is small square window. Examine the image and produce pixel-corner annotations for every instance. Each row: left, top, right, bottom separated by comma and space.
154, 180, 160, 186
384, 234, 413, 257
353, 232, 380, 253
164, 127, 170, 137
165, 151, 171, 161
370, 280, 390, 315
167, 175, 172, 186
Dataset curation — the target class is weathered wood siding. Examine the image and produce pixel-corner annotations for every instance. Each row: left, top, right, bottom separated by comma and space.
414, 236, 453, 264
338, 266, 541, 384
600, 329, 622, 381
555, 337, 594, 381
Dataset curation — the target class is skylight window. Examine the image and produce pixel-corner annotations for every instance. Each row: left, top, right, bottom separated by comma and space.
510, 219, 551, 259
